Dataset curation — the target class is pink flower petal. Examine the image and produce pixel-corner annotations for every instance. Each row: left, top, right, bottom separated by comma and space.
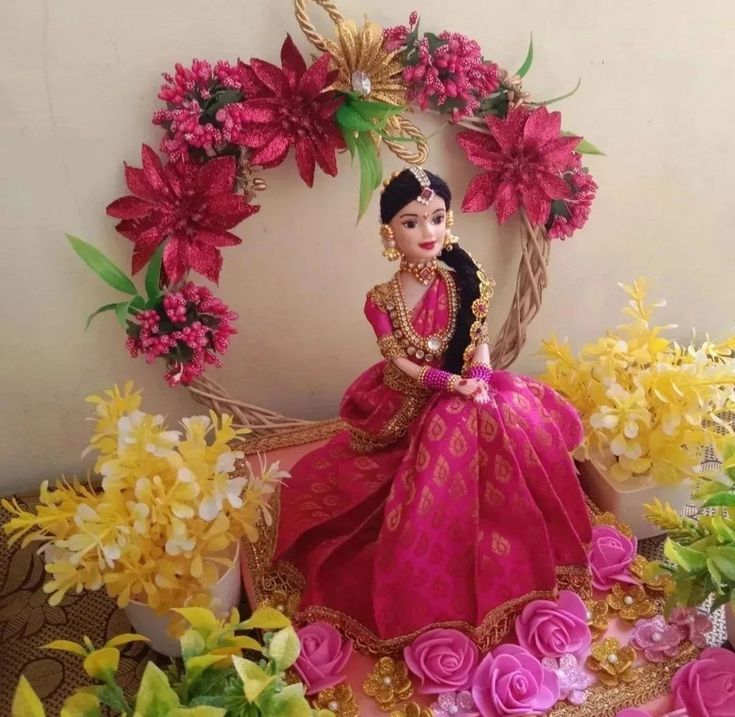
461, 172, 500, 213
280, 34, 307, 88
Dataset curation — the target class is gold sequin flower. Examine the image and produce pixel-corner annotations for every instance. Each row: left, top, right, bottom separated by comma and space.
606, 584, 656, 622
363, 656, 413, 711
390, 702, 433, 717
584, 598, 610, 637
586, 637, 637, 686
314, 683, 360, 717
630, 555, 675, 593
324, 18, 407, 106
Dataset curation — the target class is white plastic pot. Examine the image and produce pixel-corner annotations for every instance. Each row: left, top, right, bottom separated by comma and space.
124, 543, 242, 657
578, 460, 691, 540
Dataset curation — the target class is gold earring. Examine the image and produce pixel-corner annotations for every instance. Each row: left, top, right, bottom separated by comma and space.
379, 224, 400, 261
443, 210, 458, 251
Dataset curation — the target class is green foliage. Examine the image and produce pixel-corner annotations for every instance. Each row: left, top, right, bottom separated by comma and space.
12, 608, 333, 717
655, 439, 735, 613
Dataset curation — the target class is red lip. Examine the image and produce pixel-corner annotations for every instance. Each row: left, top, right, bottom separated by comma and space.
419, 241, 436, 249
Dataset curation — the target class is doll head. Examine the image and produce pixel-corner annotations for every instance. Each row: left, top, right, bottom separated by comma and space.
380, 169, 452, 261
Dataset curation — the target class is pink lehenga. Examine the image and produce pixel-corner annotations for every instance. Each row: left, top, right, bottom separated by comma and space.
268, 267, 592, 653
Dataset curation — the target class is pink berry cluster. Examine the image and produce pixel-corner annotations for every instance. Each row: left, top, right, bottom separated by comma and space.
385, 14, 500, 121
125, 283, 238, 386
153, 59, 251, 161
546, 156, 598, 240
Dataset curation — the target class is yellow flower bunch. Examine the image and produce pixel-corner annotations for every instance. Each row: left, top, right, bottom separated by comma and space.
2, 382, 288, 613
541, 278, 735, 484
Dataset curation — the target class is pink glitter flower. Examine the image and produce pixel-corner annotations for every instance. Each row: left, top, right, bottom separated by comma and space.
630, 615, 685, 663
546, 156, 598, 240
457, 106, 578, 226
154, 59, 252, 161
541, 654, 594, 705
430, 691, 480, 717
401, 29, 499, 121
383, 11, 419, 52
126, 282, 238, 386
668, 607, 713, 648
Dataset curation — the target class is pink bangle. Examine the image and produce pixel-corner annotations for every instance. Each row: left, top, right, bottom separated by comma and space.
467, 363, 493, 384
418, 366, 460, 393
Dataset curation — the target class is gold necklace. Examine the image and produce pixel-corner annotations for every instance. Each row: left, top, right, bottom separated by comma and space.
399, 257, 438, 286
383, 269, 458, 363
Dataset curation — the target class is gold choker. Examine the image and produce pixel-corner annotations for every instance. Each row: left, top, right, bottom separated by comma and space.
400, 258, 438, 285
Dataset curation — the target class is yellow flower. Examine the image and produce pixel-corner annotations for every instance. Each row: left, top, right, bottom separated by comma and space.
314, 684, 359, 717
12, 675, 46, 717
630, 554, 675, 593
363, 657, 413, 710
585, 637, 637, 686
542, 278, 735, 484
605, 584, 656, 622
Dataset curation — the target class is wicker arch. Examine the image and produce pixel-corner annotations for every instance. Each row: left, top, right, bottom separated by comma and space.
185, 0, 552, 434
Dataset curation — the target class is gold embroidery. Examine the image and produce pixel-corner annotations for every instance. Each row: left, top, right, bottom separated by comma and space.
493, 454, 513, 483
490, 531, 511, 556
461, 259, 495, 370
367, 281, 394, 311
431, 456, 450, 486
378, 334, 404, 360
426, 414, 447, 442
418, 486, 434, 515
479, 412, 498, 441
449, 427, 468, 457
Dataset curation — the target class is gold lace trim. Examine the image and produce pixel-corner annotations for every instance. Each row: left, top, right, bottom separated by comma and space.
348, 363, 430, 453
462, 261, 495, 371
266, 560, 591, 656
549, 643, 698, 717
236, 419, 345, 454
377, 334, 404, 360
367, 281, 394, 311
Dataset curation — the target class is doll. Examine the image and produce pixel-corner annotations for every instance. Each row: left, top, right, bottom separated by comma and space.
273, 167, 592, 652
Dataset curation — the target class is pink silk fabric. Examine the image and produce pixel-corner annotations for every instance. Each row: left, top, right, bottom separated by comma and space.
275, 272, 592, 646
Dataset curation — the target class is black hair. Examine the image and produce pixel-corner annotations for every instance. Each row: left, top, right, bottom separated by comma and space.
380, 169, 481, 374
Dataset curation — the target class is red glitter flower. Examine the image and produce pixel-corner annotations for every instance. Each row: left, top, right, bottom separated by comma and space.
457, 106, 579, 226
230, 35, 345, 186
126, 283, 238, 386
106, 144, 258, 285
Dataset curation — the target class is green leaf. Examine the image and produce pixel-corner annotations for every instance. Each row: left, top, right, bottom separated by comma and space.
706, 546, 735, 581
515, 34, 534, 78
67, 234, 137, 295
231, 657, 275, 703
535, 79, 582, 107
425, 32, 447, 53
664, 538, 708, 572
702, 492, 735, 508
144, 243, 164, 301
335, 104, 375, 132
342, 127, 358, 161
561, 132, 606, 156
350, 98, 404, 124
180, 630, 206, 661
184, 655, 223, 683
134, 662, 180, 716
355, 132, 382, 220
169, 706, 226, 717
267, 626, 300, 672
114, 299, 134, 328
239, 607, 291, 631
12, 676, 46, 717
260, 683, 312, 717
85, 303, 119, 330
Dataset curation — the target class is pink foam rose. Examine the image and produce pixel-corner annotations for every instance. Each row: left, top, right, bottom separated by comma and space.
471, 644, 559, 717
404, 628, 480, 694
588, 525, 639, 590
515, 590, 592, 659
671, 646, 735, 717
294, 622, 353, 695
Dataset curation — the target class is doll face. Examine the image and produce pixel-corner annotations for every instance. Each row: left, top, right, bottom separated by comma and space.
389, 194, 447, 261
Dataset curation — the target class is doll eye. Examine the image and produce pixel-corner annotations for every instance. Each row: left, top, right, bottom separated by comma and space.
402, 220, 417, 229
431, 214, 445, 225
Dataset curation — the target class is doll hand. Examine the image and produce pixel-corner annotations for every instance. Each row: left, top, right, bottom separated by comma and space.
456, 378, 489, 401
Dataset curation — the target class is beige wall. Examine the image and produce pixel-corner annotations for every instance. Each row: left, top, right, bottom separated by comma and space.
2, 0, 734, 495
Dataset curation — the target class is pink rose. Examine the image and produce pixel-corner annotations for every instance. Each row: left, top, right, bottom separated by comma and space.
588, 525, 638, 590
294, 623, 353, 695
404, 628, 479, 694
671, 646, 735, 717
515, 590, 591, 659
472, 644, 559, 717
